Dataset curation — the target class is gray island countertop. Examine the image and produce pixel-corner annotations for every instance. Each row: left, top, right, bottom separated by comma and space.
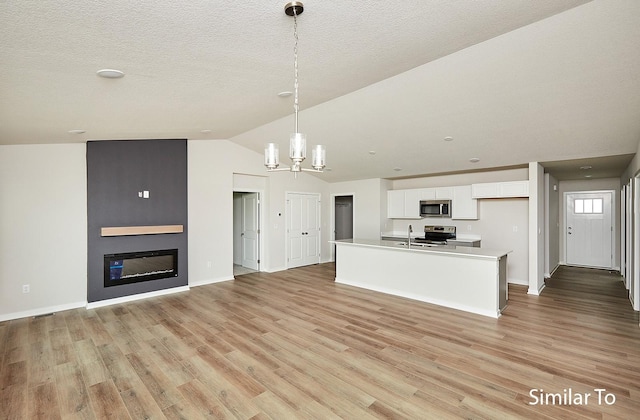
333, 238, 510, 260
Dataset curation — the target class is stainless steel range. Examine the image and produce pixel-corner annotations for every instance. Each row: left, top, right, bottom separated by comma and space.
413, 225, 456, 245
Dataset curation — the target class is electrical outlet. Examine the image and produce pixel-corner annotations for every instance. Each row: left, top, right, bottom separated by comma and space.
513, 226, 518, 232
467, 225, 472, 231
207, 261, 212, 268
22, 284, 30, 293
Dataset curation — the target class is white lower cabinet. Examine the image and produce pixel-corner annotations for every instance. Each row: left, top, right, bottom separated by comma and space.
451, 185, 478, 220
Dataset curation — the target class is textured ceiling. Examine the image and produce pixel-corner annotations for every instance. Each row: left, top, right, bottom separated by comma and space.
2, 0, 639, 182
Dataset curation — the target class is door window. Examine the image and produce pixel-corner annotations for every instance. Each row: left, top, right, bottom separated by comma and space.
574, 198, 603, 214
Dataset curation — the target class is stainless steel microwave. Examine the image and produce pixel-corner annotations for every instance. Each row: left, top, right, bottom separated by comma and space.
420, 200, 451, 218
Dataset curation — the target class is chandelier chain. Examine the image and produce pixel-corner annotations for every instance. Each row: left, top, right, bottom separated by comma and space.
293, 7, 299, 133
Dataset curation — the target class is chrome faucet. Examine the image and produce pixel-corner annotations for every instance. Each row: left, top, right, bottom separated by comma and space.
408, 224, 412, 248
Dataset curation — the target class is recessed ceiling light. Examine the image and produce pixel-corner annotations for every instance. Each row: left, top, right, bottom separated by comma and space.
584, 174, 593, 178
469, 157, 480, 163
277, 91, 293, 97
200, 129, 212, 134
579, 165, 593, 170
369, 150, 376, 155
96, 69, 125, 79
393, 167, 402, 172
444, 136, 453, 142
68, 129, 86, 134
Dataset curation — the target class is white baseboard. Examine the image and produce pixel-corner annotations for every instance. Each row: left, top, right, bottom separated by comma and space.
190, 276, 234, 287
263, 266, 286, 273
86, 286, 190, 309
545, 263, 560, 279
0, 301, 87, 322
528, 283, 546, 296
507, 278, 528, 286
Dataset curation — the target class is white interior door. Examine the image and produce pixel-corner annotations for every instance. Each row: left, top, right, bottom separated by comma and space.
241, 192, 259, 271
565, 192, 613, 269
287, 193, 320, 268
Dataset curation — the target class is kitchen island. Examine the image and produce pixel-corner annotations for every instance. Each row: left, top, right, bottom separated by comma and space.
332, 239, 509, 318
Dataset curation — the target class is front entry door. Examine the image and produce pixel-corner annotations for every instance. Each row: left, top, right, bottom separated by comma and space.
241, 193, 259, 271
566, 191, 613, 268
287, 193, 320, 268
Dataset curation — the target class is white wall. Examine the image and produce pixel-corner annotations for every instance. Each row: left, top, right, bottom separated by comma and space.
188, 140, 330, 285
265, 167, 331, 269
0, 140, 331, 320
0, 144, 87, 321
558, 177, 622, 269
329, 178, 388, 240
391, 167, 528, 189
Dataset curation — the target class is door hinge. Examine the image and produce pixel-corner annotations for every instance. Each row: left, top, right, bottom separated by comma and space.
257, 259, 260, 264
257, 229, 260, 234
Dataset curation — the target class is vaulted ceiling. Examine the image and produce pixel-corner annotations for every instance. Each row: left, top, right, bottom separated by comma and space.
1, 0, 638, 182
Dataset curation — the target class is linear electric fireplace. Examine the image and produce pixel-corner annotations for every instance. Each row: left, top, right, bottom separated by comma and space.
104, 248, 178, 288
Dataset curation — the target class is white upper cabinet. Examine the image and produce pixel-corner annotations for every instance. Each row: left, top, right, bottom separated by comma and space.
417, 188, 436, 200
387, 190, 406, 219
404, 189, 422, 218
435, 187, 453, 200
499, 181, 529, 197
471, 181, 529, 198
387, 189, 421, 219
451, 185, 478, 220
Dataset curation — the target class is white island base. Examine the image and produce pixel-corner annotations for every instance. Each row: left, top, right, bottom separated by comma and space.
334, 240, 508, 318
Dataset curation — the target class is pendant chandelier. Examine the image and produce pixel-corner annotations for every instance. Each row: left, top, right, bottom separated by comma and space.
265, 1, 326, 175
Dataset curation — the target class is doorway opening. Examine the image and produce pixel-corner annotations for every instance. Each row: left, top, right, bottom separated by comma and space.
233, 191, 260, 277
332, 195, 354, 262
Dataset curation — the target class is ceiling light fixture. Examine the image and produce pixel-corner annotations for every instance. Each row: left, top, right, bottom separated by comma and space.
579, 165, 593, 170
96, 69, 125, 79
68, 129, 86, 134
265, 2, 326, 177
469, 157, 480, 163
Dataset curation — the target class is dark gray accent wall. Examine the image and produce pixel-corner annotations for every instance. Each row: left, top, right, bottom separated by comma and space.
87, 139, 188, 303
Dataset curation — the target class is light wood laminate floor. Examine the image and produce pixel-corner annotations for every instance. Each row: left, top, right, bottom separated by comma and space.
1, 264, 639, 419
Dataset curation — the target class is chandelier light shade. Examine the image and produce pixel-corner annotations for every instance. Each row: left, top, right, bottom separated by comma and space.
312, 144, 326, 170
289, 133, 306, 160
265, 143, 279, 169
265, 1, 326, 176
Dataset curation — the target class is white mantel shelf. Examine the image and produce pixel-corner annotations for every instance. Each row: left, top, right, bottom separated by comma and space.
332, 239, 509, 318
100, 225, 184, 237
